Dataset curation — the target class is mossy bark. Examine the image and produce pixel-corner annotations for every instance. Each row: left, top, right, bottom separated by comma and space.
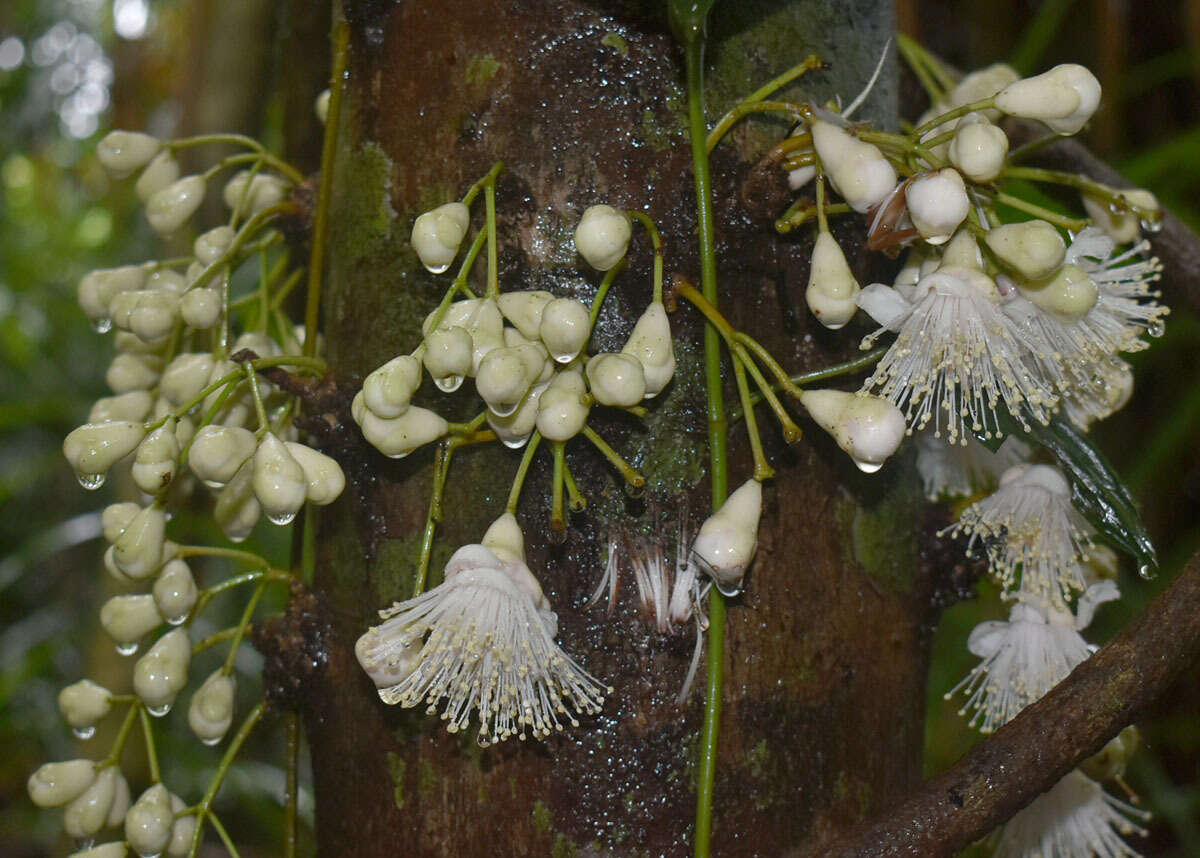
301, 2, 942, 855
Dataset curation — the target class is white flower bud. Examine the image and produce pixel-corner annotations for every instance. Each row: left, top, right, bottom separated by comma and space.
107, 353, 163, 393
586, 352, 646, 407
153, 558, 198, 625
486, 378, 545, 449
362, 354, 422, 419
985, 220, 1066, 281
691, 478, 762, 596
78, 266, 145, 327
64, 421, 145, 487
125, 783, 173, 858
354, 394, 448, 458
112, 290, 182, 342
939, 229, 985, 271
411, 202, 471, 274
101, 594, 164, 646
284, 442, 346, 505
234, 331, 281, 359
146, 175, 206, 235
134, 151, 180, 202
96, 131, 160, 177
497, 290, 555, 339
800, 389, 906, 473
906, 168, 969, 245
70, 842, 128, 858
621, 301, 675, 397
1081, 187, 1160, 244
535, 370, 589, 441
132, 420, 180, 494
133, 629, 190, 713
811, 120, 898, 213
159, 353, 215, 407
1081, 725, 1139, 783
213, 461, 261, 542
422, 326, 473, 392
477, 346, 542, 416
422, 297, 478, 335
179, 287, 221, 329
188, 425, 257, 487
994, 64, 1100, 135
539, 297, 591, 363
1019, 263, 1099, 319
573, 205, 632, 271
194, 225, 236, 266
58, 680, 113, 730
315, 89, 331, 123
89, 390, 155, 423
464, 298, 505, 373
166, 794, 195, 857
252, 433, 307, 526
112, 505, 167, 580
106, 773, 131, 828
805, 232, 861, 329
188, 671, 235, 745
146, 268, 186, 295
28, 759, 96, 808
481, 511, 526, 564
63, 765, 121, 839
223, 170, 289, 216
947, 114, 1008, 182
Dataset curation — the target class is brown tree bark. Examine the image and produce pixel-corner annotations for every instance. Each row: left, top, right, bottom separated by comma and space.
295, 2, 957, 855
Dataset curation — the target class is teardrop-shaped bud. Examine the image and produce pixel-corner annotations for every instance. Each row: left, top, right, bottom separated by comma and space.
58, 680, 113, 731
411, 202, 470, 274
497, 290, 555, 340
112, 505, 167, 580
96, 131, 161, 177
180, 287, 222, 329
252, 433, 307, 526
160, 353, 217, 407
194, 225, 236, 266
422, 326, 473, 390
213, 461, 261, 542
985, 220, 1066, 281
223, 170, 289, 216
132, 420, 180, 494
585, 352, 646, 407
947, 113, 1008, 183
188, 425, 257, 487
487, 379, 546, 448
106, 353, 164, 393
28, 759, 97, 808
354, 399, 448, 459
284, 442, 346, 505
89, 390, 154, 424
64, 421, 146, 483
621, 301, 675, 397
63, 765, 120, 839
535, 370, 589, 441
573, 205, 632, 271
799, 389, 906, 473
994, 64, 1099, 135
153, 558, 198, 624
477, 347, 537, 416
361, 354, 422, 419
134, 151, 180, 202
538, 297, 591, 363
465, 297, 505, 373
905, 168, 969, 245
1081, 187, 1159, 245
1019, 263, 1099, 320
100, 594, 164, 646
811, 120, 897, 213
166, 794, 195, 857
691, 478, 763, 596
125, 783, 173, 858
481, 512, 526, 565
806, 232, 861, 330
187, 671, 235, 744
132, 629, 191, 711
78, 265, 146, 324
146, 175, 206, 235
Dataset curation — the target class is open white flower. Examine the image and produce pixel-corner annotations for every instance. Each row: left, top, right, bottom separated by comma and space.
914, 432, 1031, 500
995, 769, 1148, 858
1065, 227, 1167, 352
355, 543, 607, 745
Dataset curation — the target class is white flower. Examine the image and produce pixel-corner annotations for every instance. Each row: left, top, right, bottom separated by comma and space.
943, 463, 1093, 602
355, 544, 607, 745
1082, 188, 1160, 245
586, 352, 646, 407
856, 268, 1055, 445
995, 770, 1148, 858
947, 583, 1117, 732
690, 478, 762, 596
799, 389, 906, 473
574, 205, 632, 271
914, 432, 1031, 500
1065, 227, 1167, 350
411, 202, 470, 274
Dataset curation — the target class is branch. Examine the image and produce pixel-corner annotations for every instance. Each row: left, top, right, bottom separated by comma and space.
802, 549, 1200, 858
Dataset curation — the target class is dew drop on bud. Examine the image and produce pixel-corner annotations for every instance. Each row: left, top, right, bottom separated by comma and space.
91, 317, 113, 334
72, 726, 96, 740
713, 579, 743, 598
500, 435, 530, 450
147, 703, 171, 717
165, 614, 187, 627
1138, 563, 1156, 580
115, 642, 139, 656
853, 458, 884, 474
489, 400, 520, 418
1147, 321, 1165, 338
77, 472, 106, 490
433, 375, 464, 393
1140, 217, 1163, 235
265, 510, 297, 526
423, 262, 451, 275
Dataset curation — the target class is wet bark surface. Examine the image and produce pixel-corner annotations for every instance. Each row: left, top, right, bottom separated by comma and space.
297, 2, 952, 855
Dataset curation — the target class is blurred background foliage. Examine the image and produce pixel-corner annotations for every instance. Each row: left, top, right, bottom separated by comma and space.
0, 0, 1196, 855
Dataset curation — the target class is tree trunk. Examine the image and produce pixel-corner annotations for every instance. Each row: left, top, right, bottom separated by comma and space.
298, 2, 947, 855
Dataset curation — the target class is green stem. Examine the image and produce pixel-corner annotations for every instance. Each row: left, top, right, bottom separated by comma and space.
188, 701, 266, 858
581, 425, 645, 490
734, 332, 803, 398
991, 190, 1091, 230
628, 210, 664, 303
305, 17, 349, 358
414, 442, 453, 597
97, 701, 140, 769
588, 259, 627, 327
730, 352, 773, 481
168, 134, 304, 185
562, 458, 586, 511
1001, 166, 1162, 221
896, 33, 945, 102
485, 178, 500, 298
192, 626, 242, 655
221, 582, 266, 674
208, 813, 243, 858
705, 101, 812, 153
911, 96, 996, 137
178, 545, 271, 566
506, 432, 542, 513
728, 347, 889, 422
139, 706, 161, 783
245, 364, 270, 434
284, 713, 299, 858
550, 441, 566, 534
815, 174, 829, 233
735, 342, 802, 442
461, 160, 506, 208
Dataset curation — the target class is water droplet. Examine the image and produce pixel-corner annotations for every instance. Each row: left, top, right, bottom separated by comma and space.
91, 317, 112, 334
550, 348, 577, 364
1147, 321, 1165, 338
434, 374, 464, 393
166, 614, 187, 627
200, 735, 222, 746
202, 478, 227, 489
1137, 563, 1156, 580
423, 262, 451, 275
713, 579, 743, 598
138, 850, 162, 858
77, 472, 106, 490
72, 726, 96, 740
500, 434, 530, 450
115, 642, 139, 656
1140, 217, 1163, 235
266, 510, 297, 526
489, 400, 520, 418
227, 531, 249, 543
147, 703, 171, 717
386, 449, 412, 460
854, 459, 883, 474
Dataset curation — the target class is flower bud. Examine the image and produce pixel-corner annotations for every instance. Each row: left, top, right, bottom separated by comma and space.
354, 395, 448, 458
940, 229, 986, 271
58, 680, 113, 731
315, 89, 331, 123
573, 205, 632, 271
133, 629, 191, 713
947, 114, 1008, 182
167, 794, 195, 857
125, 783, 173, 858
213, 461, 261, 542
539, 297, 591, 363
486, 378, 544, 448
477, 346, 540, 416
96, 131, 160, 177
146, 175, 206, 235
64, 421, 145, 487
118, 291, 180, 342
180, 287, 221, 329
63, 765, 121, 839
481, 511, 526, 565
146, 268, 186, 295
535, 370, 589, 441
132, 420, 180, 494
89, 390, 155, 424
78, 266, 145, 327
691, 478, 762, 596
101, 594, 164, 646
194, 225, 236, 266
362, 354, 422, 419
223, 170, 289, 216
188, 425, 257, 487
134, 151, 180, 202
284, 442, 346, 505
621, 301, 675, 397
107, 353, 163, 393
497, 290, 555, 340
811, 120, 897, 213
187, 670, 236, 745
1081, 725, 1139, 782
906, 168, 969, 245
422, 326, 473, 392
985, 220, 1066, 281
252, 433, 307, 526
994, 64, 1100, 135
112, 505, 167, 580
586, 352, 646, 407
28, 760, 96, 808
465, 297, 505, 373
1081, 187, 1160, 244
160, 353, 216, 406
153, 558, 198, 624
800, 389, 906, 473
805, 232, 861, 330
411, 202, 470, 274
106, 772, 131, 828
70, 844, 128, 858
1019, 263, 1099, 319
